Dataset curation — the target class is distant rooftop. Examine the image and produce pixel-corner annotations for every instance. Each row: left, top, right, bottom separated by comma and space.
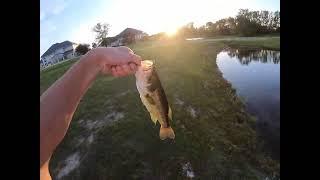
116, 28, 146, 38
41, 41, 77, 58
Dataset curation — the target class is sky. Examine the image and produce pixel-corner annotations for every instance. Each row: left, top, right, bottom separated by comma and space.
40, 0, 280, 57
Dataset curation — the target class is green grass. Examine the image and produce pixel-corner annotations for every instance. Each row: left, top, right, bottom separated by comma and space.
40, 58, 80, 94
41, 37, 280, 180
220, 37, 280, 50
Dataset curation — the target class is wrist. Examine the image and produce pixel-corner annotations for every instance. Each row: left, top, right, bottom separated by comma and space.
86, 47, 112, 66
79, 51, 104, 78
83, 47, 110, 70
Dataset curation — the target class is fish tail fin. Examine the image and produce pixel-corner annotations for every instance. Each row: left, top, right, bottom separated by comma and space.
159, 126, 175, 140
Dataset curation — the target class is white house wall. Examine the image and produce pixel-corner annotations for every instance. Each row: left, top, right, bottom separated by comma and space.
65, 45, 74, 52
65, 52, 74, 59
55, 48, 64, 55
41, 44, 78, 68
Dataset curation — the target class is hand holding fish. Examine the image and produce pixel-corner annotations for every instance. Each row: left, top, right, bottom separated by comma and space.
40, 48, 173, 180
86, 46, 142, 77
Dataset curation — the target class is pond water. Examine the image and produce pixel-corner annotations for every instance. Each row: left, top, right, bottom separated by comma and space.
185, 38, 204, 41
216, 48, 280, 160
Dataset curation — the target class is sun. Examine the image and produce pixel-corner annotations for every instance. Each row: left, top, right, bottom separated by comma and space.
165, 27, 178, 37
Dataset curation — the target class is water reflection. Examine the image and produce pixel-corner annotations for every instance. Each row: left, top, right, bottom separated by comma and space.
217, 48, 280, 160
185, 37, 204, 41
225, 48, 280, 65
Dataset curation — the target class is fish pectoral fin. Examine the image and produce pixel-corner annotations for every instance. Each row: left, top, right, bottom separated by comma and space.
159, 126, 175, 140
168, 106, 173, 121
150, 112, 158, 125
141, 96, 158, 125
145, 94, 156, 105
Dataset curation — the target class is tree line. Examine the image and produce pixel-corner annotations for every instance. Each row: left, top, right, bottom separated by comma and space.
226, 48, 280, 65
176, 9, 280, 38
75, 9, 280, 55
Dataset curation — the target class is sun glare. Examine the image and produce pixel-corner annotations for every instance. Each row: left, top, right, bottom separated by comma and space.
165, 28, 178, 37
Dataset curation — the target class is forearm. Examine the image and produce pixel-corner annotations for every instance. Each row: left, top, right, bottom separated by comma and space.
40, 46, 141, 170
40, 55, 101, 166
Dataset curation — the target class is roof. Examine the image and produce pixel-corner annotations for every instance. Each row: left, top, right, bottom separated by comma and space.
98, 28, 147, 46
116, 28, 146, 38
63, 49, 74, 55
41, 41, 76, 58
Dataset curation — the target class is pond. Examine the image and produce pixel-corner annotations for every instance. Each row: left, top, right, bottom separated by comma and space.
185, 37, 204, 41
216, 48, 280, 160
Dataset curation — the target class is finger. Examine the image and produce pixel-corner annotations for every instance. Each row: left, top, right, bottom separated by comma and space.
111, 66, 116, 73
118, 46, 134, 53
121, 64, 132, 75
129, 63, 137, 71
102, 65, 112, 74
116, 66, 126, 77
130, 54, 142, 66
111, 66, 118, 77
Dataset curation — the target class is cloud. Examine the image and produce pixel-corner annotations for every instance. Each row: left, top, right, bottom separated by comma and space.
40, 0, 71, 57
40, 38, 49, 56
52, 0, 68, 15
40, 11, 45, 21
41, 21, 57, 35
69, 21, 96, 44
40, 21, 57, 56
40, 0, 69, 21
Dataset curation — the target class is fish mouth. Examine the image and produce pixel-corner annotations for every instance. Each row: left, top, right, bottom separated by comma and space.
143, 67, 152, 71
142, 60, 154, 71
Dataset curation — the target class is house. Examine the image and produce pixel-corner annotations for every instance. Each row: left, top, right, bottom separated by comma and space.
117, 28, 148, 42
41, 41, 78, 68
110, 37, 124, 47
100, 28, 148, 47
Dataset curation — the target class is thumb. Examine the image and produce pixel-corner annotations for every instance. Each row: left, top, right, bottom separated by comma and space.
101, 64, 112, 74
131, 54, 142, 66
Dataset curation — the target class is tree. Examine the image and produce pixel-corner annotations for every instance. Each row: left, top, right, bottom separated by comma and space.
215, 19, 227, 34
93, 23, 110, 44
226, 17, 237, 34
260, 10, 270, 27
250, 11, 260, 24
161, 9, 279, 38
272, 11, 280, 32
197, 25, 206, 37
206, 22, 214, 27
75, 44, 90, 55
99, 37, 116, 47
215, 17, 236, 35
176, 22, 197, 38
235, 9, 260, 36
205, 22, 217, 36
92, 43, 97, 48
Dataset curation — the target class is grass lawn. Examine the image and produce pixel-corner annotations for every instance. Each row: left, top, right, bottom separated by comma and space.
184, 36, 280, 51
220, 37, 280, 50
41, 37, 280, 180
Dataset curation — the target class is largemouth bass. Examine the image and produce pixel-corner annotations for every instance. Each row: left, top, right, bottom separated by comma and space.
135, 60, 175, 140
